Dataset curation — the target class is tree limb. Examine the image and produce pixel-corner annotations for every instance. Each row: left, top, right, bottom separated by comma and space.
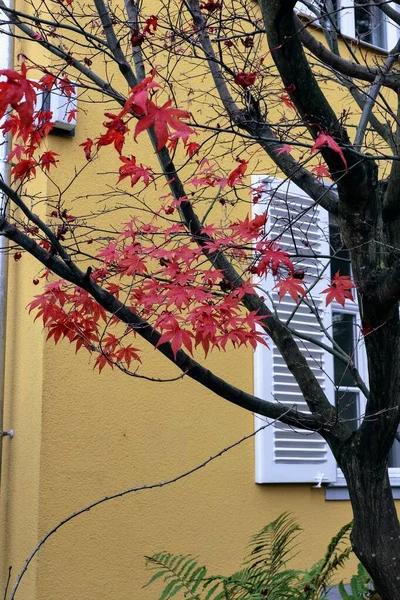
354, 37, 400, 149
0, 215, 324, 431
296, 16, 400, 91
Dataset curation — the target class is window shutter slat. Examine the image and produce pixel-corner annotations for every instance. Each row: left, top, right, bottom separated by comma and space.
253, 178, 336, 484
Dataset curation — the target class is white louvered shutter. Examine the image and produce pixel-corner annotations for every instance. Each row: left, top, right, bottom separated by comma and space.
253, 177, 336, 484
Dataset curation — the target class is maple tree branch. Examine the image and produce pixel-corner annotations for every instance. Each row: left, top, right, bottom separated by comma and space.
0, 4, 108, 48
0, 215, 325, 432
0, 0, 124, 103
8, 420, 284, 600
184, 0, 243, 120
124, 0, 146, 81
0, 179, 81, 277
288, 326, 370, 400
298, 11, 398, 152
372, 0, 400, 27
354, 38, 400, 149
183, 0, 339, 213
259, 0, 371, 195
93, 0, 138, 88
340, 78, 395, 152
383, 94, 400, 221
119, 0, 340, 426
295, 16, 400, 91
0, 0, 346, 440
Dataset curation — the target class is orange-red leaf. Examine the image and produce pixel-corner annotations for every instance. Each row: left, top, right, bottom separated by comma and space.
311, 132, 347, 171
275, 276, 306, 302
134, 99, 194, 152
322, 271, 355, 306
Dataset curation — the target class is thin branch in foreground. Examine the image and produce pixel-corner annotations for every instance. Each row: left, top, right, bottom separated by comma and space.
8, 418, 280, 600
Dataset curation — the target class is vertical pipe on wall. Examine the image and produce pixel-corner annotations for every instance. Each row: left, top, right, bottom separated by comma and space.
0, 0, 14, 479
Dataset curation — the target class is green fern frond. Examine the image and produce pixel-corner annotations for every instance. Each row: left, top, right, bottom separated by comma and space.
144, 552, 207, 600
144, 515, 360, 600
338, 563, 372, 599
205, 568, 303, 600
349, 564, 372, 598
245, 513, 301, 576
303, 521, 353, 599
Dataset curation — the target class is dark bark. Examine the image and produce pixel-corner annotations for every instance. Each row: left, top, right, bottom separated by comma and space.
336, 179, 400, 600
341, 453, 400, 600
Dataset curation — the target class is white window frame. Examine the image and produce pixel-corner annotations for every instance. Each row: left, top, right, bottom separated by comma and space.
252, 176, 400, 495
298, 0, 399, 51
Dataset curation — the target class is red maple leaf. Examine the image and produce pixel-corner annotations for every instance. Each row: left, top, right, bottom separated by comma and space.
130, 29, 146, 47
322, 271, 355, 306
200, 0, 222, 11
228, 159, 248, 187
122, 70, 160, 116
94, 351, 115, 373
234, 71, 257, 88
255, 242, 294, 276
96, 242, 120, 265
0, 62, 41, 131
115, 345, 142, 367
134, 99, 194, 152
156, 316, 194, 358
311, 163, 331, 180
231, 211, 267, 239
39, 73, 57, 91
40, 150, 59, 172
67, 108, 77, 123
80, 138, 94, 161
59, 77, 75, 98
311, 132, 348, 171
8, 144, 28, 162
11, 157, 37, 181
281, 93, 295, 110
186, 141, 200, 158
118, 247, 148, 277
276, 144, 292, 156
97, 113, 128, 154
143, 15, 158, 34
275, 276, 306, 302
117, 155, 154, 187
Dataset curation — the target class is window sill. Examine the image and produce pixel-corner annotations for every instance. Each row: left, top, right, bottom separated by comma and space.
326, 470, 400, 500
325, 486, 400, 500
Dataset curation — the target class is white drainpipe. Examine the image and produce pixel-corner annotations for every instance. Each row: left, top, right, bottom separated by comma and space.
0, 0, 14, 475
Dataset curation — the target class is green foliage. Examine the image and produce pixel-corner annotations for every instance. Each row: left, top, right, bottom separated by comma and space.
144, 514, 376, 600
144, 552, 206, 600
303, 522, 352, 599
338, 564, 380, 599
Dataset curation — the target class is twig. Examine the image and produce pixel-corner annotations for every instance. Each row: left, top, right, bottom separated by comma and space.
8, 419, 279, 599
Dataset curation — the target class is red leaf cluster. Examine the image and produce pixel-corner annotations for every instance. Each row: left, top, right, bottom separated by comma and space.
200, 0, 222, 11
234, 71, 257, 88
118, 156, 154, 187
253, 242, 294, 277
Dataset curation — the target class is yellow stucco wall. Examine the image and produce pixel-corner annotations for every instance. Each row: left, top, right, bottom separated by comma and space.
0, 3, 393, 598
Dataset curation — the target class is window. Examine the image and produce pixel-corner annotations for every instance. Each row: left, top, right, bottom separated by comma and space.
253, 177, 400, 494
354, 0, 387, 47
298, 0, 399, 51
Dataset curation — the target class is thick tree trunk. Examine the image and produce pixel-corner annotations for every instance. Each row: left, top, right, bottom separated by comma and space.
342, 453, 400, 600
